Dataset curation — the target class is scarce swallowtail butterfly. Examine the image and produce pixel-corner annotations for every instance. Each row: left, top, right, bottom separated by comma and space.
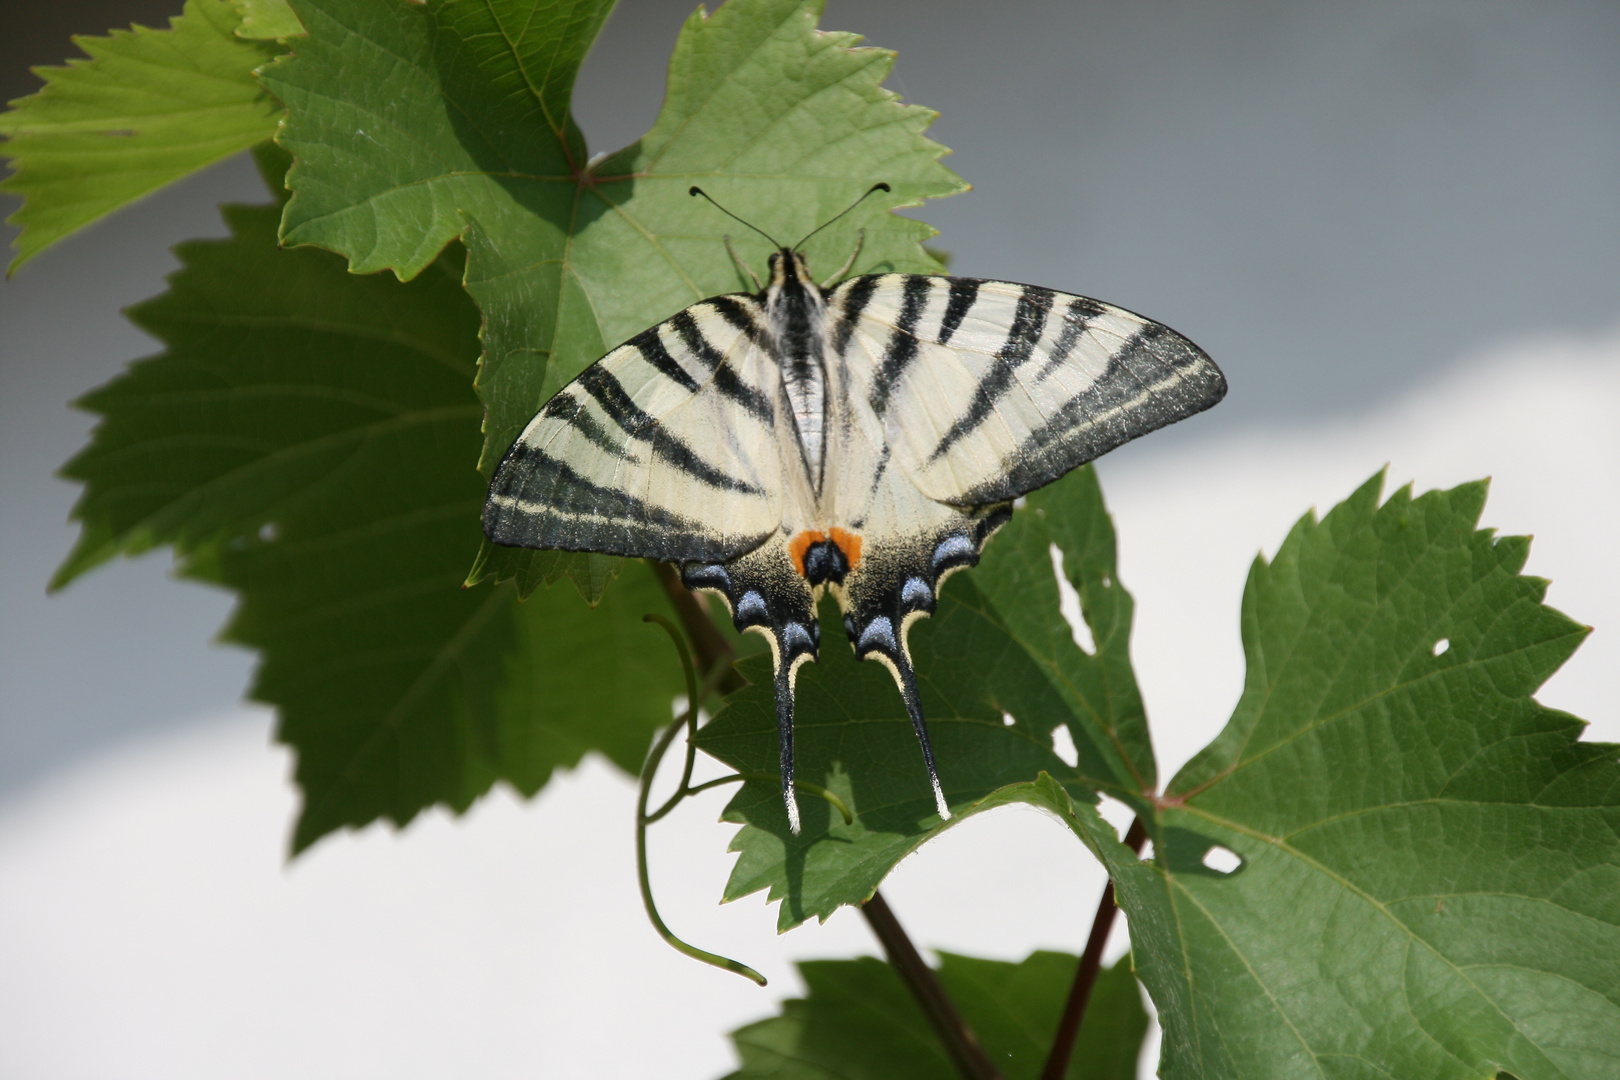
483, 186, 1226, 833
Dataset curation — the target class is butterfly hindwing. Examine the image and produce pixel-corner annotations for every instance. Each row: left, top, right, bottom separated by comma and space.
484, 297, 783, 564
829, 275, 1225, 507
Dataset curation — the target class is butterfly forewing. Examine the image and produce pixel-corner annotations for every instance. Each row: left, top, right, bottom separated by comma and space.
829, 275, 1224, 508
483, 298, 783, 564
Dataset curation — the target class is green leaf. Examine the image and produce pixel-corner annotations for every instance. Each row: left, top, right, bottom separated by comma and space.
695, 467, 1153, 930
723, 952, 1148, 1080
0, 0, 284, 273
258, 0, 965, 594
1052, 475, 1619, 1080
233, 0, 306, 40
56, 150, 682, 851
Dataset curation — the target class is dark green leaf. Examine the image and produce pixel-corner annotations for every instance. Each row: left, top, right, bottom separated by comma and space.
259, 0, 965, 594
723, 952, 1148, 1080
1046, 475, 1619, 1080
56, 153, 682, 850
0, 0, 283, 272
696, 467, 1152, 930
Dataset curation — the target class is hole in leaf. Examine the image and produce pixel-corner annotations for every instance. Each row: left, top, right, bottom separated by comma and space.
1049, 543, 1094, 653
1433, 637, 1450, 656
1001, 712, 1016, 727
1139, 840, 1155, 862
1202, 845, 1242, 874
1100, 573, 1112, 589
1013, 495, 1028, 509
1051, 724, 1079, 767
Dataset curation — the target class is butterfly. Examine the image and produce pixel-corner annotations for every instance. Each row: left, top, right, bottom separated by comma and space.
483, 186, 1226, 833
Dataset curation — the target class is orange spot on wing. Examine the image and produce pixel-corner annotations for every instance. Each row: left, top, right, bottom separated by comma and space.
788, 530, 826, 577
829, 528, 862, 571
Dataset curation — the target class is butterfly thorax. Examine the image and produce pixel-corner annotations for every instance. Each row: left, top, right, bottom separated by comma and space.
763, 250, 830, 494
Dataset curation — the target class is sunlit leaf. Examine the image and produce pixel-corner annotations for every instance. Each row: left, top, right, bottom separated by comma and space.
0, 0, 283, 272
259, 0, 966, 594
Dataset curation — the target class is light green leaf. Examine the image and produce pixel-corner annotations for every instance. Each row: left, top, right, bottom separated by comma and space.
723, 952, 1148, 1080
695, 467, 1152, 930
233, 0, 306, 40
258, 0, 965, 594
0, 0, 284, 273
56, 149, 682, 851
1050, 475, 1618, 1080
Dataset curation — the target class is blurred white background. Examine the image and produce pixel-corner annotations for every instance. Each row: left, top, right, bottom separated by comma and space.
2, 1, 1616, 1077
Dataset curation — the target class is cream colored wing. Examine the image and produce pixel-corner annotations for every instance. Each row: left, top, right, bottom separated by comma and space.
484, 295, 784, 564
826, 274, 1226, 508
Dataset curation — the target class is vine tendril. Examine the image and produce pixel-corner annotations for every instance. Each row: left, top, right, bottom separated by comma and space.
636, 614, 766, 985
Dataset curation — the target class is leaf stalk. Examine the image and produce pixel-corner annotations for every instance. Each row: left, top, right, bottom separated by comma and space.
860, 892, 1004, 1080
1039, 816, 1149, 1080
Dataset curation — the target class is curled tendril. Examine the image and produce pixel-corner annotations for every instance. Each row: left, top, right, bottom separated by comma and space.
636, 614, 766, 985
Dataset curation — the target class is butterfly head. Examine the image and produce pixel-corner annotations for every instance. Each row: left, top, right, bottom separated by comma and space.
765, 249, 818, 297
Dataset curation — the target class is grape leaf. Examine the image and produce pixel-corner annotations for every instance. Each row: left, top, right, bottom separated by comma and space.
696, 466, 1154, 930
55, 148, 683, 851
723, 953, 1147, 1080
0, 0, 283, 273
232, 0, 305, 40
1045, 475, 1618, 1080
258, 0, 965, 594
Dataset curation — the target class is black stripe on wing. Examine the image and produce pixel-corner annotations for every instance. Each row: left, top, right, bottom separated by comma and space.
484, 442, 763, 562
630, 326, 701, 392
936, 276, 981, 346
669, 308, 775, 425
868, 275, 935, 418
928, 285, 1056, 462
707, 294, 769, 345
575, 365, 761, 495
1030, 296, 1109, 383
540, 392, 624, 457
830, 274, 881, 357
953, 320, 1226, 506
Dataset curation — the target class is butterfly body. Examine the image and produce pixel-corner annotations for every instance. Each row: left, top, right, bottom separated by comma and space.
485, 244, 1225, 832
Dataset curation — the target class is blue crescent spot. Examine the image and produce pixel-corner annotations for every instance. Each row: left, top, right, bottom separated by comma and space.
782, 622, 814, 652
737, 590, 768, 622
931, 535, 975, 570
859, 616, 897, 653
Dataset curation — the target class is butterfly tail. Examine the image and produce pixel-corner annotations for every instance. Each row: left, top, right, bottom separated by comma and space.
773, 658, 801, 834
891, 653, 951, 822
683, 550, 819, 835
850, 611, 951, 823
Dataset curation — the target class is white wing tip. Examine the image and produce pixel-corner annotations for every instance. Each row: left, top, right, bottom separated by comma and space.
931, 777, 951, 823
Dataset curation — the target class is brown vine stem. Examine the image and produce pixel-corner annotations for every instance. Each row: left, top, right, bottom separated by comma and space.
651, 563, 996, 1076
1039, 816, 1150, 1080
862, 892, 1004, 1080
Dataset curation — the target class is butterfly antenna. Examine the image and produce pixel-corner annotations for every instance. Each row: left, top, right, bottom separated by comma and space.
689, 187, 781, 248
794, 182, 891, 251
